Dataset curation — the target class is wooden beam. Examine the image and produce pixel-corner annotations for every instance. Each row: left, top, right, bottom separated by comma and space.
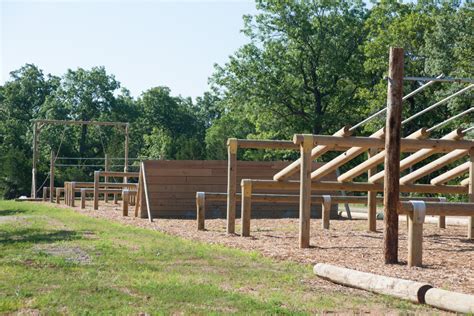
400, 149, 468, 184
398, 201, 474, 216
237, 139, 298, 150
241, 179, 252, 237
32, 119, 128, 127
49, 150, 55, 203
369, 128, 465, 183
384, 47, 404, 264
469, 149, 474, 239
367, 148, 377, 232
273, 126, 352, 181
310, 129, 385, 181
196, 192, 205, 231
430, 161, 469, 185
141, 162, 153, 222
226, 138, 238, 234
299, 135, 313, 248
338, 128, 428, 182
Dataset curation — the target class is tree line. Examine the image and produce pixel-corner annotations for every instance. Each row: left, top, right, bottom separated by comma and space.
1, 0, 472, 199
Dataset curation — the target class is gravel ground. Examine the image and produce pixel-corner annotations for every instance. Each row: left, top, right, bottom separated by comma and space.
58, 201, 473, 295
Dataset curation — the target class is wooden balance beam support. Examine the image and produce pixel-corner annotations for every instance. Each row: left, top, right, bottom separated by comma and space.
398, 201, 474, 266
273, 125, 352, 182
80, 188, 123, 209
42, 187, 49, 202
337, 128, 429, 183
93, 171, 139, 210
225, 138, 300, 235
55, 187, 64, 204
121, 189, 138, 216
369, 128, 466, 183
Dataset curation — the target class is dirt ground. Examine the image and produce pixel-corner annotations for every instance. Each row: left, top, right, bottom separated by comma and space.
58, 200, 473, 296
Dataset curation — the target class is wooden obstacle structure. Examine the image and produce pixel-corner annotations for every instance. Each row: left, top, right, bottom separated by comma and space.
135, 160, 339, 221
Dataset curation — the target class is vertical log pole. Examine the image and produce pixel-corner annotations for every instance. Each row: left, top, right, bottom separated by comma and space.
124, 124, 129, 183
383, 47, 404, 264
122, 190, 129, 216
31, 122, 39, 198
468, 149, 474, 239
241, 179, 252, 237
299, 134, 313, 248
322, 195, 331, 230
104, 154, 109, 202
80, 188, 86, 209
226, 138, 238, 234
49, 150, 55, 203
70, 182, 76, 207
93, 171, 100, 210
196, 192, 205, 231
42, 187, 47, 202
407, 201, 425, 267
368, 149, 377, 232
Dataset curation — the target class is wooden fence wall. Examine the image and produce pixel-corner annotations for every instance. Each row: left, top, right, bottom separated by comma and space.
139, 160, 338, 219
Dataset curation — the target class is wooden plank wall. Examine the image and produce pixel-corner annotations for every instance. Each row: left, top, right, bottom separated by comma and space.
140, 160, 338, 219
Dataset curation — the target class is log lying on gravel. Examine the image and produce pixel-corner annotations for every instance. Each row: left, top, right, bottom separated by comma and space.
424, 288, 474, 314
313, 263, 432, 304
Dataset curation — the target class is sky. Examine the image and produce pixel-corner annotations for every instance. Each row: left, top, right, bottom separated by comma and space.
0, 0, 258, 100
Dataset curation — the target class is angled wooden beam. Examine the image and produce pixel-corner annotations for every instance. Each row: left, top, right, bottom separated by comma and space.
310, 129, 385, 181
273, 126, 352, 181
400, 149, 468, 184
369, 128, 465, 183
431, 162, 469, 185
338, 128, 428, 182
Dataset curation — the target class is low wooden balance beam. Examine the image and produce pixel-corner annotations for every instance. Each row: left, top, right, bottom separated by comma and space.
398, 201, 474, 267
93, 171, 139, 210
196, 191, 447, 233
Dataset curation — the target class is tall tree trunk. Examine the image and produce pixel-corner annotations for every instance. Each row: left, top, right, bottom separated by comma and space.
312, 89, 323, 134
79, 125, 87, 155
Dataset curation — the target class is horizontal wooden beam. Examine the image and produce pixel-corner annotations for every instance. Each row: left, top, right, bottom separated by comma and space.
236, 139, 298, 150
246, 179, 468, 194
293, 134, 474, 151
33, 119, 128, 127
398, 201, 474, 216
98, 171, 140, 178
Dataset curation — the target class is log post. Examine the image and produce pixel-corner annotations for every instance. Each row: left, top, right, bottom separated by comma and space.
42, 187, 48, 202
70, 182, 76, 207
49, 150, 55, 203
322, 195, 331, 229
297, 134, 313, 248
407, 201, 425, 267
80, 188, 86, 209
368, 148, 377, 232
196, 192, 205, 231
468, 149, 474, 239
104, 154, 109, 203
56, 188, 61, 204
226, 138, 238, 234
438, 197, 446, 229
93, 171, 100, 210
31, 122, 39, 198
241, 179, 252, 237
383, 47, 404, 264
122, 190, 129, 216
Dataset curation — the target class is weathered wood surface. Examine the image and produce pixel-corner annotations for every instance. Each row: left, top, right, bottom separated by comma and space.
139, 160, 337, 219
313, 263, 432, 303
424, 288, 474, 314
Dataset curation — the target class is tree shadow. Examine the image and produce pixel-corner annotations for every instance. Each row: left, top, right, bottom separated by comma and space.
0, 228, 83, 245
0, 209, 27, 216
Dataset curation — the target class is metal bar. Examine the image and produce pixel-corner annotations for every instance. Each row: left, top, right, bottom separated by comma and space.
427, 108, 474, 133
463, 126, 474, 133
402, 84, 474, 125
404, 76, 474, 84
349, 74, 443, 132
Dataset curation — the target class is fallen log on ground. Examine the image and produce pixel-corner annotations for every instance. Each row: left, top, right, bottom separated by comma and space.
424, 288, 474, 314
313, 263, 432, 304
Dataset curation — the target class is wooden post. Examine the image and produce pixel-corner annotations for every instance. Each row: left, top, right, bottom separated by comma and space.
70, 182, 76, 207
407, 201, 425, 267
122, 189, 129, 216
56, 188, 62, 204
31, 122, 39, 198
42, 187, 48, 202
80, 188, 86, 209
241, 179, 252, 237
93, 171, 100, 210
383, 47, 404, 264
322, 195, 331, 229
468, 149, 474, 239
49, 150, 55, 203
298, 134, 313, 248
368, 149, 377, 232
226, 138, 238, 234
196, 192, 205, 231
438, 197, 446, 229
124, 124, 129, 174
104, 154, 109, 202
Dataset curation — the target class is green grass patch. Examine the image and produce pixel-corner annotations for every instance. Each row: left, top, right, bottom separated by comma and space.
0, 201, 430, 314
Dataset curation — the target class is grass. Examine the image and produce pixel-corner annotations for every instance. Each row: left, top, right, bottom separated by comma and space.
0, 200, 432, 314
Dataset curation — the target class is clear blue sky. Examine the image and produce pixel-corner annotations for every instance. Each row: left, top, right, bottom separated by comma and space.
1, 0, 258, 100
